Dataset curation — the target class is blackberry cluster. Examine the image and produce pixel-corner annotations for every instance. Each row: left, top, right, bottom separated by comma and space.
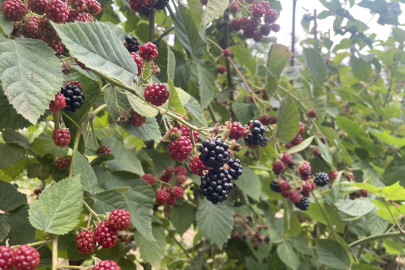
270, 181, 281, 193
314, 172, 329, 187
141, 4, 153, 17
60, 84, 85, 112
155, 189, 169, 204
198, 138, 230, 169
244, 120, 267, 147
153, 0, 168, 10
124, 35, 140, 53
200, 168, 234, 204
227, 157, 243, 180
294, 197, 310, 211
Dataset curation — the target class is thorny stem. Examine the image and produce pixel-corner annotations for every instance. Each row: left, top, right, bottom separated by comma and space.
172, 236, 192, 260
52, 235, 58, 270
155, 27, 174, 44
384, 197, 405, 233
311, 191, 340, 243
155, 178, 171, 186
83, 200, 101, 222
60, 111, 81, 129
53, 112, 60, 130
248, 166, 272, 172
78, 87, 104, 125
87, 213, 93, 229
348, 232, 404, 248
28, 239, 53, 247
84, 104, 108, 123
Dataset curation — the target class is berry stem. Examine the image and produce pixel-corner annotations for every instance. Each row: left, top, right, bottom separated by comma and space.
69, 128, 82, 178
155, 27, 174, 44
90, 120, 98, 148
60, 110, 81, 129
27, 239, 54, 247
82, 200, 101, 222
155, 178, 171, 186
348, 231, 404, 248
235, 0, 249, 13
87, 213, 93, 229
83, 104, 108, 124
311, 191, 340, 243
383, 197, 405, 233
172, 236, 192, 260
248, 166, 272, 172
52, 235, 58, 270
78, 86, 105, 125
53, 112, 60, 130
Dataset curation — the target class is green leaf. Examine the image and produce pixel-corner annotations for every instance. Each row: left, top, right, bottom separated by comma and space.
293, 237, 313, 255
351, 56, 372, 82
229, 46, 257, 74
232, 103, 255, 125
383, 153, 405, 187
127, 91, 159, 117
0, 36, 63, 124
283, 210, 301, 237
276, 95, 300, 143
315, 239, 350, 270
236, 167, 262, 201
2, 130, 31, 149
91, 190, 127, 215
197, 61, 217, 109
0, 88, 32, 130
52, 22, 139, 88
184, 95, 207, 126
366, 210, 389, 235
286, 136, 314, 154
306, 202, 345, 233
313, 95, 327, 122
73, 151, 101, 194
383, 239, 403, 254
171, 202, 196, 236
6, 205, 35, 245
259, 143, 276, 162
393, 28, 405, 43
245, 257, 268, 270
117, 258, 137, 270
267, 44, 292, 77
29, 175, 83, 234
0, 0, 12, 34
0, 214, 11, 242
121, 119, 162, 142
196, 199, 233, 247
380, 182, 405, 201
105, 137, 144, 176
347, 183, 380, 195
167, 47, 176, 80
277, 242, 300, 270
316, 137, 334, 165
0, 181, 27, 212
336, 115, 365, 138
334, 198, 375, 217
134, 225, 165, 268
369, 130, 405, 148
167, 77, 186, 115
202, 0, 228, 26
303, 47, 326, 85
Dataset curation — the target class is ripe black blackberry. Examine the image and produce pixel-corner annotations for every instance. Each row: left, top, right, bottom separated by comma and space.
199, 138, 231, 169
124, 35, 140, 53
270, 181, 281, 193
294, 197, 310, 211
141, 4, 153, 17
60, 84, 85, 112
244, 120, 266, 147
314, 172, 329, 187
200, 168, 233, 204
227, 157, 243, 180
153, 0, 168, 10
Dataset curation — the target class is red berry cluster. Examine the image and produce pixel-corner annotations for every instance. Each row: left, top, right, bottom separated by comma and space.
13, 245, 40, 270
108, 209, 131, 231
52, 128, 71, 147
55, 157, 70, 170
76, 230, 96, 254
144, 83, 169, 106
178, 124, 199, 143
230, 0, 280, 42
299, 162, 312, 180
167, 127, 193, 162
142, 174, 155, 186
155, 185, 185, 205
129, 109, 146, 127
189, 157, 209, 176
139, 42, 158, 61
259, 114, 276, 125
94, 260, 121, 270
217, 65, 226, 74
284, 122, 305, 148
308, 109, 317, 118
229, 121, 246, 140
96, 145, 112, 155
49, 92, 66, 113
130, 52, 144, 75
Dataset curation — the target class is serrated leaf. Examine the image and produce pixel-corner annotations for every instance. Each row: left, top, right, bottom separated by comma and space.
2, 130, 31, 149
313, 95, 327, 122
167, 77, 186, 115
90, 153, 115, 167
0, 36, 63, 124
229, 46, 257, 74
0, 180, 27, 212
167, 47, 175, 81
197, 61, 217, 109
380, 182, 405, 201
185, 95, 207, 126
29, 175, 83, 234
383, 238, 403, 255
202, 0, 228, 26
236, 168, 262, 201
0, 0, 12, 35
316, 137, 334, 165
347, 183, 380, 195
277, 242, 299, 270
232, 103, 255, 125
127, 90, 158, 117
0, 88, 32, 130
134, 225, 165, 268
315, 239, 350, 270
267, 44, 291, 77
92, 190, 127, 215
6, 205, 35, 245
73, 151, 101, 194
303, 47, 326, 85
196, 199, 233, 247
286, 136, 314, 154
306, 202, 345, 233
171, 202, 196, 236
369, 130, 405, 149
0, 214, 11, 242
366, 210, 389, 235
334, 198, 375, 217
276, 95, 300, 143
121, 119, 162, 141
52, 22, 138, 88
105, 137, 144, 176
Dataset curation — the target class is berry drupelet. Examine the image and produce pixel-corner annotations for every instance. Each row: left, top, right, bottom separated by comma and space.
200, 168, 233, 204
60, 84, 85, 112
198, 138, 231, 169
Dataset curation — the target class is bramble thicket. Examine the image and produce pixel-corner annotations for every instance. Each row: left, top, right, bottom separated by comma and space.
0, 0, 405, 269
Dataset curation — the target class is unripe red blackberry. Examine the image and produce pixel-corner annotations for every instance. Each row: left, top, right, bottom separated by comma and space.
173, 186, 184, 199
229, 2, 239, 13
264, 9, 278, 23
299, 163, 311, 178
279, 181, 291, 192
70, 0, 87, 11
76, 230, 96, 254
167, 136, 192, 161
299, 122, 305, 134
165, 166, 175, 175
38, 17, 57, 38
34, 188, 42, 195
156, 189, 169, 204
229, 122, 245, 140
328, 170, 338, 180
179, 125, 199, 142
272, 160, 285, 175
223, 49, 231, 57
303, 182, 314, 193
230, 19, 241, 31
22, 17, 41, 39
129, 109, 146, 127
217, 65, 226, 74
2, 0, 27, 21
281, 190, 291, 199
55, 157, 69, 170
302, 190, 310, 198
259, 115, 277, 125
49, 92, 66, 113
272, 24, 280, 32
52, 129, 71, 147
308, 109, 317, 118
94, 220, 118, 249
86, 0, 101, 14
349, 172, 355, 180
281, 153, 292, 165
313, 148, 321, 158
108, 209, 131, 231
291, 134, 302, 146
289, 191, 301, 202
14, 245, 40, 270
284, 142, 292, 149
42, 36, 65, 56
129, 0, 147, 12
94, 260, 121, 270
45, 0, 69, 23
142, 174, 155, 186
161, 174, 171, 183
174, 166, 187, 176
189, 157, 209, 176
67, 10, 88, 22
27, 0, 47, 14
167, 195, 177, 205
177, 175, 186, 184
130, 52, 143, 75
0, 246, 15, 270
139, 42, 158, 61
96, 145, 111, 155
359, 189, 369, 198
144, 83, 169, 106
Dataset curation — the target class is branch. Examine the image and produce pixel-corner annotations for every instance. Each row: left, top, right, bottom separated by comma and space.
348, 232, 404, 248
384, 197, 405, 234
155, 27, 174, 44
52, 235, 58, 270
